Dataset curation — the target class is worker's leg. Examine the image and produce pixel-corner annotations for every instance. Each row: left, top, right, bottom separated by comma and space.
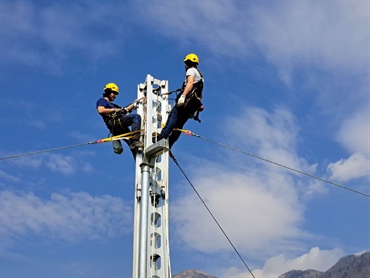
168, 110, 190, 148
118, 114, 141, 132
159, 107, 179, 140
117, 114, 143, 149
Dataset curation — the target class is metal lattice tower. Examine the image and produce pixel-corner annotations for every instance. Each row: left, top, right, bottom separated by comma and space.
132, 75, 172, 278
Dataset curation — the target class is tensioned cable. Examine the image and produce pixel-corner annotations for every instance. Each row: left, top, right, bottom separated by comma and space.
170, 153, 256, 278
0, 97, 147, 161
2, 128, 368, 199
174, 129, 370, 199
0, 143, 90, 161
0, 130, 143, 161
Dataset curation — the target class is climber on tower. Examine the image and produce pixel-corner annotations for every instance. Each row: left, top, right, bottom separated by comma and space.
155, 53, 204, 149
96, 82, 143, 153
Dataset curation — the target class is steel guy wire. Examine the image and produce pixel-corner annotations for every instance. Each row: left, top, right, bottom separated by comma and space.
0, 143, 89, 161
175, 129, 370, 199
0, 130, 142, 161
170, 153, 256, 278
1, 129, 368, 199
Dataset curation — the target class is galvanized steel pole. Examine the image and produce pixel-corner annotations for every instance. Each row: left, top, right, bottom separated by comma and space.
138, 163, 150, 277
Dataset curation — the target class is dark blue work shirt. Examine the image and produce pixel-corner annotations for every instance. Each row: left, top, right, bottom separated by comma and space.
96, 97, 116, 123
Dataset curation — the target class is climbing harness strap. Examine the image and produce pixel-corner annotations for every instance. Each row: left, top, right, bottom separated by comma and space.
91, 130, 144, 144
178, 68, 204, 122
105, 97, 146, 133
182, 91, 203, 122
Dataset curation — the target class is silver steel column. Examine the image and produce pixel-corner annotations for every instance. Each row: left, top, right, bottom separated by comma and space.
133, 75, 172, 278
138, 163, 150, 277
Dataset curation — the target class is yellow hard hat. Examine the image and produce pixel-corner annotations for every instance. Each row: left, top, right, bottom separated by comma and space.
104, 83, 119, 94
184, 53, 199, 64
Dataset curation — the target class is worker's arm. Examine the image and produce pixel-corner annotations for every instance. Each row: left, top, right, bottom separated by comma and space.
181, 75, 194, 97
124, 103, 135, 113
177, 75, 194, 107
97, 106, 124, 115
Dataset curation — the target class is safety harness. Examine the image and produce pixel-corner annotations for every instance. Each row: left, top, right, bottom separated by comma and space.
103, 97, 143, 135
102, 104, 126, 135
177, 68, 204, 122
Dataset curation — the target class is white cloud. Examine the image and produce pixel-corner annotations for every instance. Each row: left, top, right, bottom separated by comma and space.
82, 163, 94, 173
302, 180, 328, 200
225, 247, 345, 278
172, 106, 320, 260
0, 190, 132, 242
250, 2, 368, 83
2, 151, 96, 176
0, 170, 21, 183
226, 106, 314, 175
2, 1, 367, 104
69, 131, 96, 143
135, 1, 251, 58
0, 1, 129, 73
45, 152, 97, 175
138, 2, 368, 78
46, 154, 76, 174
8, 154, 44, 169
172, 169, 303, 256
327, 152, 369, 182
336, 107, 370, 155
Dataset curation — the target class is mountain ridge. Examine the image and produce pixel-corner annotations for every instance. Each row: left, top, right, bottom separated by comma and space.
172, 251, 370, 278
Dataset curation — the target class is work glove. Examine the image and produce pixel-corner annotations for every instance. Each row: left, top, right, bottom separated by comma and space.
114, 108, 128, 115
177, 95, 186, 107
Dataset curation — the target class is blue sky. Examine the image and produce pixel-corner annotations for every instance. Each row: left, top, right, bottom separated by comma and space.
0, 0, 369, 277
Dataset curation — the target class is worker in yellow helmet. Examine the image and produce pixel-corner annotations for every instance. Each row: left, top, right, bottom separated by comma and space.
155, 53, 204, 148
96, 82, 143, 153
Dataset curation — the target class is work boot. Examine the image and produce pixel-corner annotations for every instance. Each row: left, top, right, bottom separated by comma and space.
130, 140, 144, 150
